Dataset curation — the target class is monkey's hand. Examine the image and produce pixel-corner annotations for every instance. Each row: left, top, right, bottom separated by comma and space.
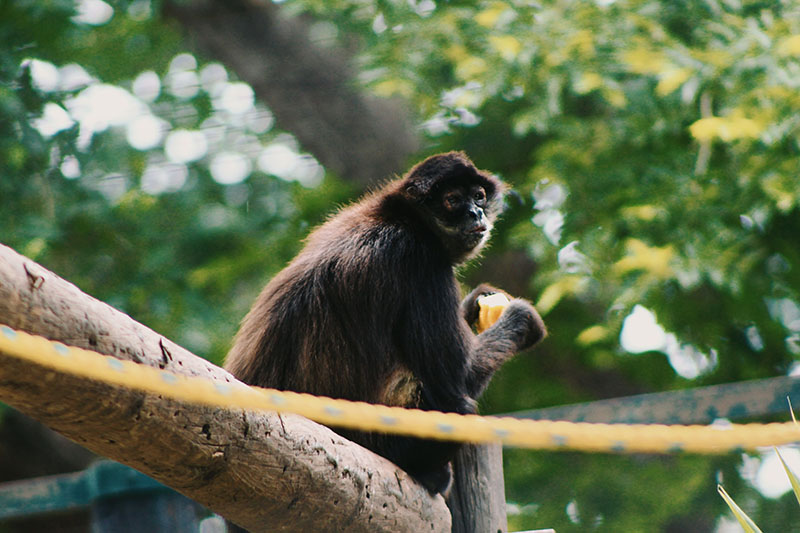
463, 284, 546, 351
461, 283, 511, 325
496, 299, 547, 351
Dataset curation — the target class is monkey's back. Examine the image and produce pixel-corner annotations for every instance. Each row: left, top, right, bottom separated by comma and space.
224, 197, 459, 407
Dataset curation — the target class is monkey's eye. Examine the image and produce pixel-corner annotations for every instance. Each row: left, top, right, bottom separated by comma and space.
472, 187, 486, 206
443, 191, 463, 211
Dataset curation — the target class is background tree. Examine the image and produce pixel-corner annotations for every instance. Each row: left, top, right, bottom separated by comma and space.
2, 0, 800, 531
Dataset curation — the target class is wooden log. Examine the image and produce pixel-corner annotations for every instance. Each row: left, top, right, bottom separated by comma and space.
447, 443, 508, 533
0, 243, 450, 532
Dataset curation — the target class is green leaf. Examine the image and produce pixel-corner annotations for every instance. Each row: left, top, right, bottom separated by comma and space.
717, 485, 763, 533
774, 447, 800, 509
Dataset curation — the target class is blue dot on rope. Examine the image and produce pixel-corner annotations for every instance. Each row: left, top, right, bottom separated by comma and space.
107, 358, 125, 372
52, 343, 70, 356
269, 394, 287, 406
1, 326, 17, 340
324, 406, 343, 417
437, 423, 454, 434
667, 443, 685, 454
380, 416, 397, 426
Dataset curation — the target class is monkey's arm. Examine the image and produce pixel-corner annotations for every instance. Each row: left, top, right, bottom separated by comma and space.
463, 288, 546, 398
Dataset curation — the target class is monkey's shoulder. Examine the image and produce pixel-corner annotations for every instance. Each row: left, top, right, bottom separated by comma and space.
306, 202, 433, 262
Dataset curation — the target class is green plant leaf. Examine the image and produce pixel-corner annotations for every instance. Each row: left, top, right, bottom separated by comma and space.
717, 485, 763, 533
774, 447, 800, 508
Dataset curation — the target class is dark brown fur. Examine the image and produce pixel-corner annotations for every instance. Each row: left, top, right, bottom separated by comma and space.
225, 152, 545, 493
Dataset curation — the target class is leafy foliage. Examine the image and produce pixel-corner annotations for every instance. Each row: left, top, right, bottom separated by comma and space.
3, 0, 800, 530
0, 0, 347, 362
311, 0, 800, 382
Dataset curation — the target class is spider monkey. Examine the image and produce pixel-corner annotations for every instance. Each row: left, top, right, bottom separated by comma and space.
225, 152, 546, 494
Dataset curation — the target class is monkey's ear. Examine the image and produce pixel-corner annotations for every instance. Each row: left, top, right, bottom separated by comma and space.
403, 182, 423, 200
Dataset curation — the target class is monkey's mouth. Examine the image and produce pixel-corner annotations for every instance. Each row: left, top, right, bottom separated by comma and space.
463, 225, 488, 247
468, 225, 488, 235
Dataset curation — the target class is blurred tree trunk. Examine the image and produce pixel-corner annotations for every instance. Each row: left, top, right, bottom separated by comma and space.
165, 0, 419, 187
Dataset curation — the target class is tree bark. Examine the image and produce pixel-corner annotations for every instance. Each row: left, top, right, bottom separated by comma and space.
0, 243, 450, 533
164, 0, 419, 187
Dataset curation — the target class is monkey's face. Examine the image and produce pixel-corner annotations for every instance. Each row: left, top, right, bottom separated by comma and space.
427, 182, 495, 262
399, 152, 506, 263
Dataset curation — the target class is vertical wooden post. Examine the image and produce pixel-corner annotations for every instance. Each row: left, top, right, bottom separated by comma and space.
446, 442, 507, 533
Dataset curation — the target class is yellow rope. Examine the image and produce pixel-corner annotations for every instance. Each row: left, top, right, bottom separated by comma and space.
1, 324, 798, 454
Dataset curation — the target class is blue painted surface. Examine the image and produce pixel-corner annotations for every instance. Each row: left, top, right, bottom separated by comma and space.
0, 461, 167, 519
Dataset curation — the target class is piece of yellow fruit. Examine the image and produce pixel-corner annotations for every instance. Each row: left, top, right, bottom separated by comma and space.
477, 293, 510, 333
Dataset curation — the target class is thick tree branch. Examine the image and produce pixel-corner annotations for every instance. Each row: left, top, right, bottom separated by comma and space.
0, 244, 450, 532
165, 0, 419, 187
